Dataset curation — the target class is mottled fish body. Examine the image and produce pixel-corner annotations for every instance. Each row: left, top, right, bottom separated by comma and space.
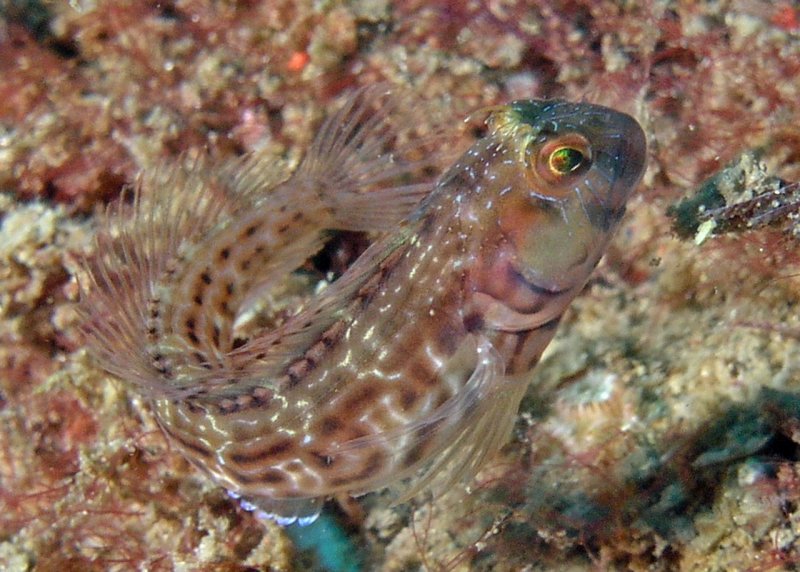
81, 88, 646, 525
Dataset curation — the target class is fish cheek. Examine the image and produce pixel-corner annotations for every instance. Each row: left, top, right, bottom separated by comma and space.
499, 195, 591, 282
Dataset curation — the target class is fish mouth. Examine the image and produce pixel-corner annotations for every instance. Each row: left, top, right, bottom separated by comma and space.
511, 264, 567, 303
513, 253, 589, 296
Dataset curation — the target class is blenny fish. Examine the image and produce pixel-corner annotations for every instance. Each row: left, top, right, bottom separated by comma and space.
79, 86, 646, 525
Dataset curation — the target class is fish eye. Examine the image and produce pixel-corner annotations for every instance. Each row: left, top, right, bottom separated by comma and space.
548, 147, 584, 175
531, 134, 592, 184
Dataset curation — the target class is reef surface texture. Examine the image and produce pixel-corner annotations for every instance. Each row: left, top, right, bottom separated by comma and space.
3, 1, 800, 570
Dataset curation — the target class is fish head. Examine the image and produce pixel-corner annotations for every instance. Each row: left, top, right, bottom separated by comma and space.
485, 100, 647, 291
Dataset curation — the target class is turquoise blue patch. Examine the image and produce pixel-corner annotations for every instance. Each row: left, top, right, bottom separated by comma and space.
285, 512, 363, 572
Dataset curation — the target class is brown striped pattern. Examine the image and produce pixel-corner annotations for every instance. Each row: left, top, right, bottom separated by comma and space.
85, 96, 645, 522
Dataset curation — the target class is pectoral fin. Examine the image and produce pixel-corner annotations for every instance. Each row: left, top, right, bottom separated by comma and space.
335, 335, 524, 503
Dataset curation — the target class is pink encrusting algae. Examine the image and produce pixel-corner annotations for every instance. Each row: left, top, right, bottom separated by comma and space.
78, 85, 645, 526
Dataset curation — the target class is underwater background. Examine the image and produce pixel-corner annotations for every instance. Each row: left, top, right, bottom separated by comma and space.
2, 1, 800, 570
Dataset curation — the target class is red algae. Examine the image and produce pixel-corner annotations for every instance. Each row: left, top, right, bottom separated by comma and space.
5, 0, 800, 570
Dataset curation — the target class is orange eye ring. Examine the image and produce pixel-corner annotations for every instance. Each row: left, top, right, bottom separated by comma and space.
531, 134, 592, 185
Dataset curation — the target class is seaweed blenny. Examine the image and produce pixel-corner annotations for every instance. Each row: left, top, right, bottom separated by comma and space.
80, 87, 646, 525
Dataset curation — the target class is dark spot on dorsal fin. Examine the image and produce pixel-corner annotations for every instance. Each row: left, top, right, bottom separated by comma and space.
252, 386, 273, 404
286, 358, 314, 387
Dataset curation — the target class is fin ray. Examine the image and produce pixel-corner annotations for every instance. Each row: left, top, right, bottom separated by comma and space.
80, 159, 253, 399
289, 83, 460, 231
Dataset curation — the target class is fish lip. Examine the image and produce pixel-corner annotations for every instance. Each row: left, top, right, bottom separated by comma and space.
511, 260, 576, 297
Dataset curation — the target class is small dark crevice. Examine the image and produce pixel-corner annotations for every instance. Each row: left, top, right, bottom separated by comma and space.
5, 0, 81, 59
